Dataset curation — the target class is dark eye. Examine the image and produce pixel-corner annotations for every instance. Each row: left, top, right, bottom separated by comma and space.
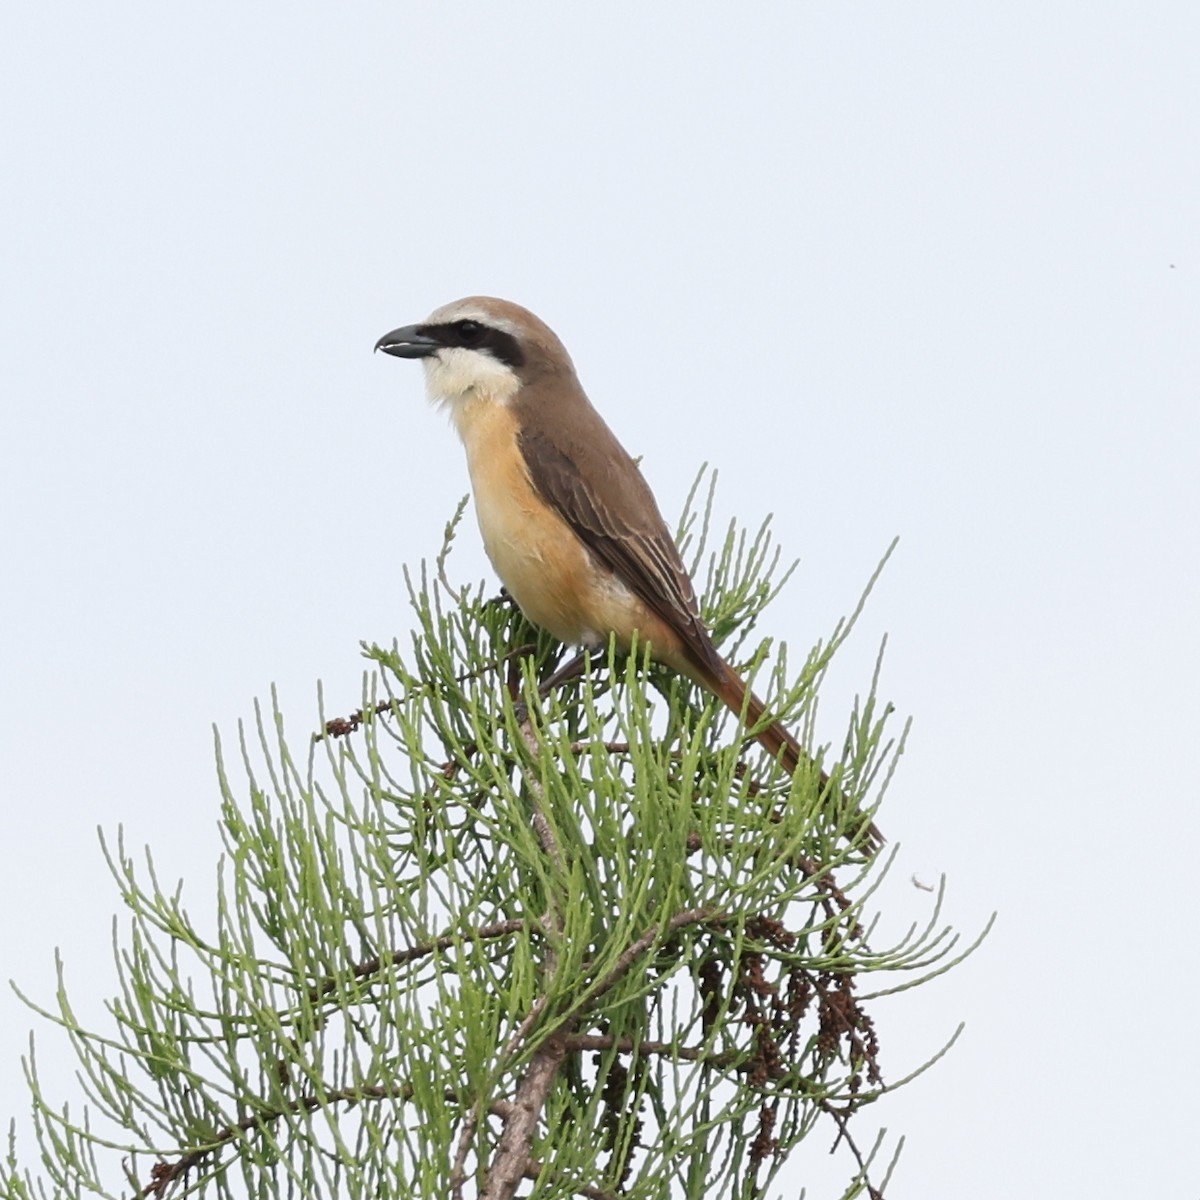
454, 319, 485, 345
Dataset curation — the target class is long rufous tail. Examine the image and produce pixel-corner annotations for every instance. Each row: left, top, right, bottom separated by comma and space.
704, 660, 884, 852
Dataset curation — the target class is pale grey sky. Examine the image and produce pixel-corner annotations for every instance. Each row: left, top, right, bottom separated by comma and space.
2, 4, 1197, 1196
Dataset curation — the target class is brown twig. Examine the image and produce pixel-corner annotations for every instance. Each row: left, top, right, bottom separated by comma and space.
587, 908, 719, 1002
307, 918, 527, 1003
134, 1084, 413, 1199
318, 643, 538, 741
449, 1106, 480, 1200
320, 699, 401, 741
819, 1099, 884, 1199
567, 740, 632, 755
522, 1160, 620, 1200
565, 1033, 740, 1076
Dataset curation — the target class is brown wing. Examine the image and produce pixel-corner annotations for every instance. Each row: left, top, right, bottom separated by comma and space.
516, 404, 726, 679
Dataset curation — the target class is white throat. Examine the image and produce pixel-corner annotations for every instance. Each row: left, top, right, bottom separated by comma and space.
422, 347, 521, 419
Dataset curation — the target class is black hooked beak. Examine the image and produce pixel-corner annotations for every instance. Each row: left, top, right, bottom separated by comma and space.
374, 324, 441, 359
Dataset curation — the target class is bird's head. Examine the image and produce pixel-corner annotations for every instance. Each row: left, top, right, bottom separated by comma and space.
375, 297, 576, 413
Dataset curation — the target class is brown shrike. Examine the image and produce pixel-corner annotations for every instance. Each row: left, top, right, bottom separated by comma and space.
376, 297, 880, 848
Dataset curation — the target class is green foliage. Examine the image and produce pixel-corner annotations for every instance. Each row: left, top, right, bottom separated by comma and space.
2, 470, 986, 1200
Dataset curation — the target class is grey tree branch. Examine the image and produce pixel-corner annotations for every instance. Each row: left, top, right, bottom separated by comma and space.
477, 711, 572, 1200
480, 1031, 571, 1200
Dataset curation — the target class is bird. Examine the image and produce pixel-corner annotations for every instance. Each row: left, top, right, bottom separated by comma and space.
375, 297, 880, 848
